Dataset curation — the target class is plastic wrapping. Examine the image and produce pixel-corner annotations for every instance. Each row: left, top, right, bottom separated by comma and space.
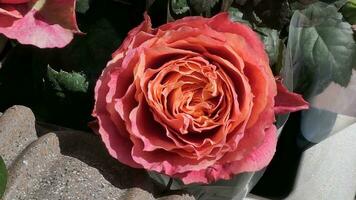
287, 8, 356, 148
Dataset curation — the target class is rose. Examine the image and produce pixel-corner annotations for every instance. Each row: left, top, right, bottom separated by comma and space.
93, 13, 309, 184
0, 0, 80, 48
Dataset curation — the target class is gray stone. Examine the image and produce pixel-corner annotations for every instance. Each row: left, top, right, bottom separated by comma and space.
0, 105, 37, 168
158, 194, 196, 200
0, 106, 194, 200
4, 132, 152, 200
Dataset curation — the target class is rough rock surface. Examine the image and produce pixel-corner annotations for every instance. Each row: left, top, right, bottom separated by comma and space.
0, 106, 37, 168
0, 105, 195, 200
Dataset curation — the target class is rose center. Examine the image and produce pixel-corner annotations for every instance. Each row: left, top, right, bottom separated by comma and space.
145, 56, 233, 134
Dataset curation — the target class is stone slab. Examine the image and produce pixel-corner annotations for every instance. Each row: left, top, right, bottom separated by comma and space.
0, 106, 194, 200
0, 106, 37, 168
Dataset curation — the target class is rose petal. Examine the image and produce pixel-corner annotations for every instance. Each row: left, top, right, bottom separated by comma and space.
208, 12, 269, 65
274, 80, 309, 114
177, 125, 277, 184
97, 114, 141, 168
31, 0, 81, 33
224, 125, 277, 174
130, 136, 219, 176
94, 79, 141, 168
112, 13, 153, 58
0, 0, 29, 3
0, 4, 25, 18
129, 98, 182, 152
0, 0, 80, 48
158, 15, 208, 32
222, 96, 275, 165
0, 5, 27, 27
0, 9, 74, 48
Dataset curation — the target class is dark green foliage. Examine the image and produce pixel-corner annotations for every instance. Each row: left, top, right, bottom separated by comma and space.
341, 0, 356, 25
76, 0, 91, 14
0, 0, 145, 130
187, 0, 220, 15
47, 66, 88, 95
0, 156, 6, 198
288, 2, 356, 97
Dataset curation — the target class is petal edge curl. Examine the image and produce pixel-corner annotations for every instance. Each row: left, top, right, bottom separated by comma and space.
274, 80, 309, 114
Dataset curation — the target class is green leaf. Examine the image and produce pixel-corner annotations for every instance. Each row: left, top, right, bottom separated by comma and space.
229, 8, 282, 67
292, 0, 348, 9
76, 0, 90, 14
253, 0, 292, 29
47, 66, 88, 95
332, 0, 349, 8
168, 0, 224, 19
288, 2, 356, 97
187, 0, 220, 16
256, 27, 281, 66
0, 156, 7, 198
170, 0, 190, 14
341, 0, 356, 24
228, 7, 251, 26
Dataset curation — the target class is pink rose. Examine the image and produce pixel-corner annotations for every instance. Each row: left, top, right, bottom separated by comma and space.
93, 13, 309, 184
0, 0, 80, 48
